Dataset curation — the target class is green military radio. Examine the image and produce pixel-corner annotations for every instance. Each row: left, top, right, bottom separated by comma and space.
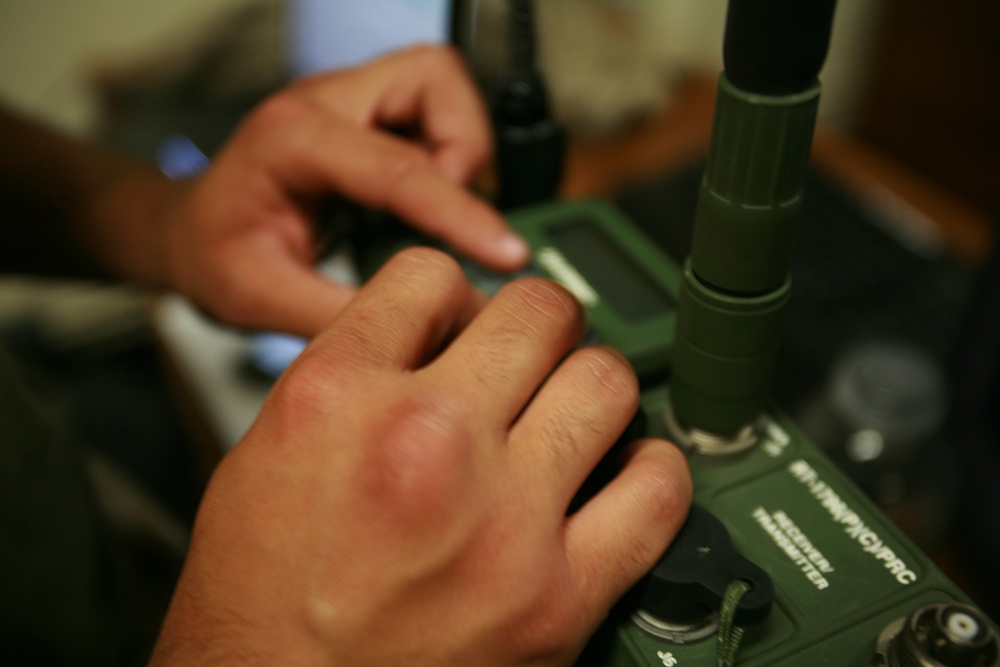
353, 0, 999, 664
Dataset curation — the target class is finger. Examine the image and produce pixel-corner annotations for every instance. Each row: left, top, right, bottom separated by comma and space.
215, 246, 357, 339
326, 126, 526, 269
312, 246, 482, 371
253, 105, 528, 271
563, 438, 692, 619
295, 45, 492, 185
508, 346, 640, 506
424, 277, 586, 428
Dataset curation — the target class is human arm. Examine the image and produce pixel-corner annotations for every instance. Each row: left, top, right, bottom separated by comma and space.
0, 104, 177, 280
0, 45, 528, 337
148, 246, 692, 666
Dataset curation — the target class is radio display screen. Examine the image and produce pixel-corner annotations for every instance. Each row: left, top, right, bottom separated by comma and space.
548, 220, 674, 323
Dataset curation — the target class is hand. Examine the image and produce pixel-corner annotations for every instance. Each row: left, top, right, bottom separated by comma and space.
159, 45, 528, 337
150, 247, 692, 666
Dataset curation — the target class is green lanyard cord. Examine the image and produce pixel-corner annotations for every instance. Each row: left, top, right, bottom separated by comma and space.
717, 580, 753, 667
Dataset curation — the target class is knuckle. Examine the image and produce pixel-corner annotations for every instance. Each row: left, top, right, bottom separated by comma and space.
466, 338, 518, 388
319, 311, 383, 367
378, 247, 473, 318
229, 94, 326, 171
262, 356, 343, 437
498, 277, 585, 332
384, 245, 465, 284
536, 401, 594, 469
630, 442, 693, 523
460, 278, 586, 394
242, 93, 314, 141
374, 142, 436, 204
574, 346, 639, 405
362, 396, 472, 522
532, 348, 638, 468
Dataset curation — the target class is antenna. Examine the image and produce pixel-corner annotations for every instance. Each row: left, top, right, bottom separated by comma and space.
668, 0, 839, 452
492, 0, 566, 210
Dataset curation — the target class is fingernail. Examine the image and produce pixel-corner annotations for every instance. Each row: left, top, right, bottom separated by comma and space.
500, 234, 531, 265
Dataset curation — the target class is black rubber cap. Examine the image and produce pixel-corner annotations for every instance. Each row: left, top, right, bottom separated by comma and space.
637, 505, 774, 625
723, 0, 838, 95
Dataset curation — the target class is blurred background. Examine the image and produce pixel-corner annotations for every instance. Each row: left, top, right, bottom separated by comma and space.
0, 0, 997, 656
0, 0, 886, 135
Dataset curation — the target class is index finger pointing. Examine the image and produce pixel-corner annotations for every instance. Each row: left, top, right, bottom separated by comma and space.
254, 103, 527, 270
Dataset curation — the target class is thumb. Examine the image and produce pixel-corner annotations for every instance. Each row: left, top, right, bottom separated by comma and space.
212, 251, 357, 338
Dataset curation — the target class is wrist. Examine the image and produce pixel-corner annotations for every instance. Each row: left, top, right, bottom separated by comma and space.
82, 156, 187, 287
